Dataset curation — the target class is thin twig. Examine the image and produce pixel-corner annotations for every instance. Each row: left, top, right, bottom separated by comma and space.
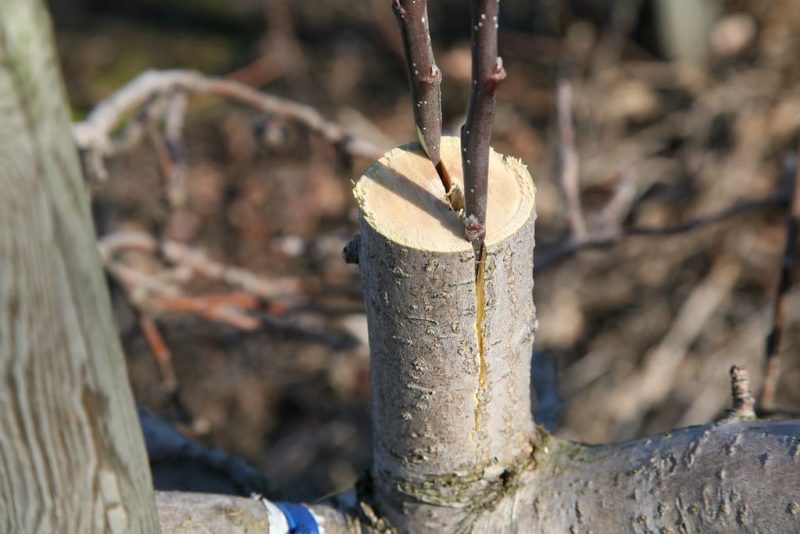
98, 230, 301, 300
760, 141, 800, 410
392, 0, 449, 191
72, 69, 385, 171
163, 92, 189, 209
556, 79, 587, 239
535, 186, 791, 269
462, 0, 505, 254
598, 166, 638, 229
153, 293, 261, 331
105, 260, 182, 305
140, 316, 179, 393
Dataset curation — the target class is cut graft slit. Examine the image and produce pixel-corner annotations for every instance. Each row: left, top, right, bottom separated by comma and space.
472, 243, 488, 443
437, 159, 465, 213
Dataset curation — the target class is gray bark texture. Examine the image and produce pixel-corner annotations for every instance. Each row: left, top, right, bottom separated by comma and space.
354, 137, 537, 531
0, 1, 160, 531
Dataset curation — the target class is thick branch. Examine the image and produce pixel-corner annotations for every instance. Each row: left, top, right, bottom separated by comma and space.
354, 138, 536, 531
462, 0, 506, 252
515, 420, 800, 532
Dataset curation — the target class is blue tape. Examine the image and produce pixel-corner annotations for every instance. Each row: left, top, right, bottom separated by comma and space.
275, 502, 319, 534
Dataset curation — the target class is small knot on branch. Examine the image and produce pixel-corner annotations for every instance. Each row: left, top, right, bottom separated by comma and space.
343, 234, 362, 265
418, 64, 442, 85
492, 57, 507, 80
729, 365, 756, 419
464, 214, 484, 244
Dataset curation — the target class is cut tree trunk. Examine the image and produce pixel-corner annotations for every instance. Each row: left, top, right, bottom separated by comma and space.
0, 1, 160, 531
353, 136, 537, 531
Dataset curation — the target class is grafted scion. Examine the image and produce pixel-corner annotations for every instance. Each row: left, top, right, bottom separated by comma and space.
461, 0, 506, 257
392, 0, 453, 198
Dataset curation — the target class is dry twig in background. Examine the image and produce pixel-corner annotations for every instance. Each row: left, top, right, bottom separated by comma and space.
608, 257, 740, 437
162, 92, 189, 210
760, 140, 800, 410
556, 79, 587, 240
73, 69, 385, 181
139, 316, 179, 394
138, 314, 194, 424
536, 185, 791, 270
99, 231, 301, 300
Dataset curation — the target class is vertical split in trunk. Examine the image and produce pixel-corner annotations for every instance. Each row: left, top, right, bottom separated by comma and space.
353, 136, 536, 530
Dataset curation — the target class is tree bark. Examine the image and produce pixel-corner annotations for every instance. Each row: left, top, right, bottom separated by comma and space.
354, 136, 537, 531
4, 2, 800, 532
0, 1, 160, 531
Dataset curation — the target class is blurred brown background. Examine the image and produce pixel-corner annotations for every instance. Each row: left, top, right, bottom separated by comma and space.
50, 0, 800, 501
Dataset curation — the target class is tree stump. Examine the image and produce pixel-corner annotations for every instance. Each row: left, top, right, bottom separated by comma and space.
353, 136, 536, 530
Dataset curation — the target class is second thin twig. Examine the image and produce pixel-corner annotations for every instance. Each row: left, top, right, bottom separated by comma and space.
462, 0, 506, 254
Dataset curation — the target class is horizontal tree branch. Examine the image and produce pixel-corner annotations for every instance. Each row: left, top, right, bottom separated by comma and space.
154, 418, 800, 532
536, 186, 791, 269
519, 419, 800, 532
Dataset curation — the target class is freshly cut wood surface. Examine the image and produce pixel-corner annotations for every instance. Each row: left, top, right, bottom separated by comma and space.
354, 136, 534, 252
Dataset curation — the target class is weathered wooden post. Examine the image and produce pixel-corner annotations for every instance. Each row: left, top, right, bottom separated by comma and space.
0, 1, 160, 531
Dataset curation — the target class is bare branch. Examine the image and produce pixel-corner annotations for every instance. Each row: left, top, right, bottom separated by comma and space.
163, 92, 189, 209
392, 1, 442, 162
391, 0, 457, 197
72, 69, 385, 173
556, 80, 587, 239
536, 186, 791, 269
462, 0, 506, 253
140, 316, 179, 394
98, 230, 301, 300
760, 140, 800, 410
